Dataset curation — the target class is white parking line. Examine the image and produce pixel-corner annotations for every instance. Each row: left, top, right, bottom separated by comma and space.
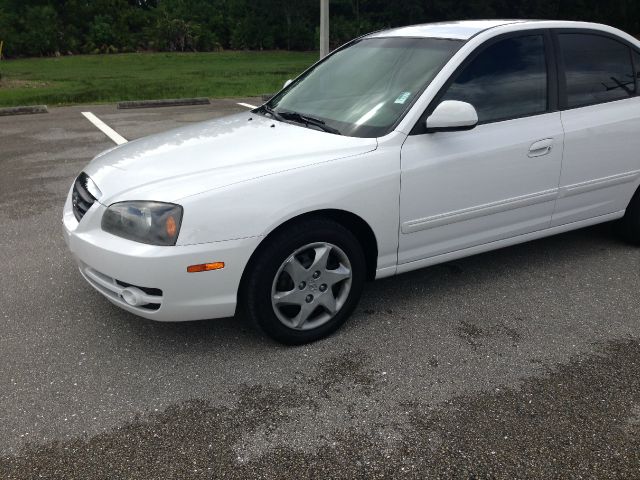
81, 112, 128, 145
237, 102, 258, 109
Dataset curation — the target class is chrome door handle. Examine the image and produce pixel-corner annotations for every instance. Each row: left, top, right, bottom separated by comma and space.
528, 138, 553, 157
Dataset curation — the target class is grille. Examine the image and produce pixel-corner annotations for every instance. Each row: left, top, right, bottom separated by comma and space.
72, 172, 96, 222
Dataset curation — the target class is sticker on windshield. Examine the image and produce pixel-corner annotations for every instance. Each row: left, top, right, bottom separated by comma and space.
394, 92, 411, 104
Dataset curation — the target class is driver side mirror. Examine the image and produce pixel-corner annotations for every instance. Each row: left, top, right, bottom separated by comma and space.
426, 100, 478, 133
283, 79, 293, 89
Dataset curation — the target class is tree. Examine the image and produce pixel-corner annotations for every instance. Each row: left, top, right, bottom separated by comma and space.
0, 0, 638, 57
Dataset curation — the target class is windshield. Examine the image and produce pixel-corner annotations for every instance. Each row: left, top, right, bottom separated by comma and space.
265, 37, 463, 138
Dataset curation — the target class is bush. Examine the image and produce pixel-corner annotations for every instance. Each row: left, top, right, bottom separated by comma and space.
15, 5, 60, 56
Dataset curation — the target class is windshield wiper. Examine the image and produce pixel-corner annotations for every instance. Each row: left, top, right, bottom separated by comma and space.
279, 110, 342, 135
257, 103, 285, 122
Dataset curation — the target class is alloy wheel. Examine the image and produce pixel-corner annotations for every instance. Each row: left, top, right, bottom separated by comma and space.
271, 242, 352, 330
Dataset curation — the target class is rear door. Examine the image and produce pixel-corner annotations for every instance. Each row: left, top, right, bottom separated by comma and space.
398, 32, 564, 264
552, 31, 640, 226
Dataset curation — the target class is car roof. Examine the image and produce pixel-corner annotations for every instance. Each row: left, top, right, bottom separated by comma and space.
366, 20, 529, 40
365, 19, 628, 41
364, 20, 640, 49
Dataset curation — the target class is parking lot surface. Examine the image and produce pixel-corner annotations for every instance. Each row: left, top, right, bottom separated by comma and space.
1, 100, 639, 478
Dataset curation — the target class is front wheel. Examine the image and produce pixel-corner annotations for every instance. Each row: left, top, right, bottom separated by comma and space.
242, 219, 366, 344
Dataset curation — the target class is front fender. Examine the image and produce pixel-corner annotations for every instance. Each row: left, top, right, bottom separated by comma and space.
176, 133, 404, 273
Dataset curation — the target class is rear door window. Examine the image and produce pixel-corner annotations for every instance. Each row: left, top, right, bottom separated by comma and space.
558, 33, 635, 108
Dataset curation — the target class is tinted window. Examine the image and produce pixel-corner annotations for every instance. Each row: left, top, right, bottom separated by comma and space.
559, 34, 635, 108
634, 50, 640, 81
441, 35, 547, 123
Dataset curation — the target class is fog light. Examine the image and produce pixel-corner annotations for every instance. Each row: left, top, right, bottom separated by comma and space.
121, 287, 145, 306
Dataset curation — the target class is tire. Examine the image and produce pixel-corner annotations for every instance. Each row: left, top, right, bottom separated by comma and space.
616, 187, 640, 245
242, 218, 366, 345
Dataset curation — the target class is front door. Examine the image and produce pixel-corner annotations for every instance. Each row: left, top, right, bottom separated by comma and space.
399, 33, 564, 264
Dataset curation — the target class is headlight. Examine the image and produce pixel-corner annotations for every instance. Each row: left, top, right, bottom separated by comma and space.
101, 201, 183, 246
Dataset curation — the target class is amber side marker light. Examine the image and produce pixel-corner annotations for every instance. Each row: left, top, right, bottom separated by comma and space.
187, 262, 225, 273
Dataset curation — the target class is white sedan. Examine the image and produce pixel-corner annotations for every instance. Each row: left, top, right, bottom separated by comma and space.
63, 20, 640, 344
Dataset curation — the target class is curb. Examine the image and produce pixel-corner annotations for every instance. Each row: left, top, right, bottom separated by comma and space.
0, 105, 48, 116
117, 98, 211, 109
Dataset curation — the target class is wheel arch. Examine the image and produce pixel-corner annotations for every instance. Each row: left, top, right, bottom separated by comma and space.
627, 181, 640, 209
239, 209, 379, 298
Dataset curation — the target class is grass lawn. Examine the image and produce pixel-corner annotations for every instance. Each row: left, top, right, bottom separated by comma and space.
0, 51, 318, 107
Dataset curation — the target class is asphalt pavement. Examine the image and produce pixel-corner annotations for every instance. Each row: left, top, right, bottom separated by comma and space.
1, 99, 639, 479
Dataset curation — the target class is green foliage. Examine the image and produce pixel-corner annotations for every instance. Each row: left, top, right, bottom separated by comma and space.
9, 5, 60, 56
0, 0, 638, 57
90, 15, 117, 49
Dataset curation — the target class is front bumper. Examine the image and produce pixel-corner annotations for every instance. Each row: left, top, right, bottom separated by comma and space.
62, 192, 260, 322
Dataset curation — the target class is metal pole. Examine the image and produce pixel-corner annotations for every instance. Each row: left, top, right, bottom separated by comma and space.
320, 0, 329, 59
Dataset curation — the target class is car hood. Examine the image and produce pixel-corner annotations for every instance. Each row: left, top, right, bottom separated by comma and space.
84, 111, 378, 204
